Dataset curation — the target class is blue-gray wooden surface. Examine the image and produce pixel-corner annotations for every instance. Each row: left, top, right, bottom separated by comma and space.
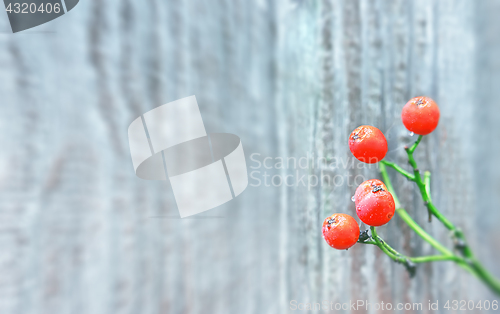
0, 0, 499, 313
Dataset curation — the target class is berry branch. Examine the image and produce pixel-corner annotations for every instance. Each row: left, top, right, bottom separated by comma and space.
384, 135, 500, 295
322, 96, 500, 296
379, 159, 480, 276
378, 162, 454, 257
359, 224, 461, 277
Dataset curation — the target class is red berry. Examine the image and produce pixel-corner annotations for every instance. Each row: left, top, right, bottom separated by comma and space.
355, 184, 395, 227
354, 179, 388, 204
348, 125, 388, 163
401, 96, 440, 135
322, 214, 360, 250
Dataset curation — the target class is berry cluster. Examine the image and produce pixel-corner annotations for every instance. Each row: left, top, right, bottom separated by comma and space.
321, 97, 500, 295
322, 96, 439, 250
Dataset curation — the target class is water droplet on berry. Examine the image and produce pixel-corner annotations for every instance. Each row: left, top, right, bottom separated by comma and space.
408, 131, 415, 136
351, 195, 355, 202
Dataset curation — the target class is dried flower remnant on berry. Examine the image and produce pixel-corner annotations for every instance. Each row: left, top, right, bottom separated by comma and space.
354, 179, 388, 204
326, 217, 337, 227
372, 185, 384, 193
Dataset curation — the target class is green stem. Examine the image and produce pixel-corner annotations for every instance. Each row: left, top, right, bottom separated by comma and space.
424, 171, 432, 222
408, 134, 423, 154
395, 208, 453, 256
424, 171, 432, 201
379, 238, 400, 256
367, 224, 465, 278
411, 255, 461, 263
368, 226, 459, 277
404, 137, 455, 229
378, 162, 402, 208
370, 227, 407, 264
380, 160, 415, 181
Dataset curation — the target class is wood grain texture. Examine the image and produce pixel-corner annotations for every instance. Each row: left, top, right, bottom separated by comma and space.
276, 0, 499, 312
0, 0, 498, 313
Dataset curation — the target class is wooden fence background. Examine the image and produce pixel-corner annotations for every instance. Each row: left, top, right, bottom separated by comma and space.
0, 0, 499, 313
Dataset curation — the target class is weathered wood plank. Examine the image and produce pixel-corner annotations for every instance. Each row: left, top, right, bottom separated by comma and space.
0, 0, 498, 313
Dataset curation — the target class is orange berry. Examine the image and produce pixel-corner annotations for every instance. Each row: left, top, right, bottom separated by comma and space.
322, 214, 360, 250
355, 186, 395, 227
401, 96, 440, 135
349, 125, 388, 163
